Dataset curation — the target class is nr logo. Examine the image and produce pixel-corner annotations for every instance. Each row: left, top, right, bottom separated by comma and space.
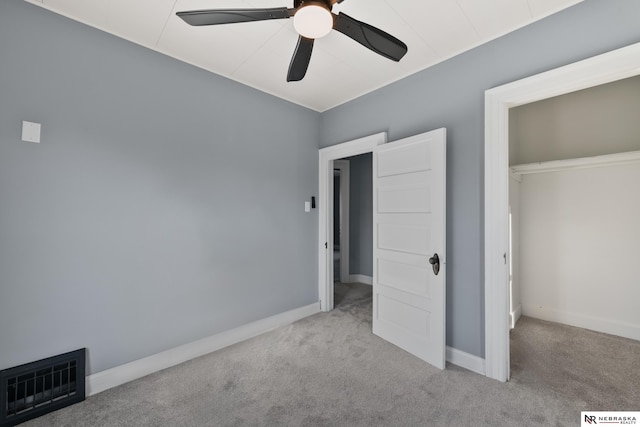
584, 414, 597, 424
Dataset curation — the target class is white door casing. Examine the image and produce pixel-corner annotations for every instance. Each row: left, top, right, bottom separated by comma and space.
372, 128, 447, 369
318, 132, 387, 312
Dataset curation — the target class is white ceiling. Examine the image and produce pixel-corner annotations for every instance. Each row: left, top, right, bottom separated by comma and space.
26, 0, 582, 112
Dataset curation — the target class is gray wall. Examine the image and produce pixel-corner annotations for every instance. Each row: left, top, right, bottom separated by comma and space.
346, 153, 373, 277
510, 75, 640, 165
320, 0, 640, 357
3, 0, 640, 373
0, 0, 319, 375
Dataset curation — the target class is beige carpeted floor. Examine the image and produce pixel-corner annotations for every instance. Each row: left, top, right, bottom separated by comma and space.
510, 315, 640, 410
21, 282, 639, 426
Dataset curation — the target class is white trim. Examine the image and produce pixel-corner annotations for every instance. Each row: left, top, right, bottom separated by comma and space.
86, 302, 320, 396
334, 160, 351, 284
511, 150, 640, 175
348, 274, 373, 285
446, 346, 486, 375
522, 305, 640, 342
510, 304, 522, 329
484, 88, 511, 382
485, 42, 640, 382
318, 133, 387, 311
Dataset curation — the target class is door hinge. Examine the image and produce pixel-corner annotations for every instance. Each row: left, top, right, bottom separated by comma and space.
325, 242, 328, 249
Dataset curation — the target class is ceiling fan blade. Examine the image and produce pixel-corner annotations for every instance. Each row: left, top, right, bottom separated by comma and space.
177, 8, 292, 26
287, 36, 314, 82
332, 12, 407, 62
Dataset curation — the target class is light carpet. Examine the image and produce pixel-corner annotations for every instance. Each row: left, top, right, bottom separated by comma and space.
23, 283, 639, 426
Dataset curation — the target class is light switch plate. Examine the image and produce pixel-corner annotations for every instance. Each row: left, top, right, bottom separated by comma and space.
22, 121, 41, 143
304, 201, 311, 212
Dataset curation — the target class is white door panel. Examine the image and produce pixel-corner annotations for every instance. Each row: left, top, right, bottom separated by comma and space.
378, 184, 431, 213
373, 128, 446, 369
377, 223, 431, 255
378, 295, 430, 335
377, 140, 432, 177
377, 256, 431, 297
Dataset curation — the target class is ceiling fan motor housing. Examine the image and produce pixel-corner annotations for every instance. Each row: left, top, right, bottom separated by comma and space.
298, 0, 333, 9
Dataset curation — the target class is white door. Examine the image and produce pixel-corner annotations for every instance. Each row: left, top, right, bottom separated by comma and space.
372, 128, 446, 369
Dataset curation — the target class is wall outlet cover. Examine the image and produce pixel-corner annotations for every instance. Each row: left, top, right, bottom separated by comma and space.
22, 121, 41, 143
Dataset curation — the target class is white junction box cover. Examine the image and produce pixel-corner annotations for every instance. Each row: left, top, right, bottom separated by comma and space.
22, 121, 41, 143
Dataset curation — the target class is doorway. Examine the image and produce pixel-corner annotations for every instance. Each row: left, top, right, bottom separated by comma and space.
319, 129, 448, 370
318, 132, 386, 312
333, 153, 374, 306
484, 41, 640, 382
508, 76, 640, 338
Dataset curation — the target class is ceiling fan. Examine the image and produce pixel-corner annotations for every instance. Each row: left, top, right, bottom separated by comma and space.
176, 0, 408, 82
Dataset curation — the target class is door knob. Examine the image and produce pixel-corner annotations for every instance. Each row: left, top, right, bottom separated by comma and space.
429, 253, 440, 275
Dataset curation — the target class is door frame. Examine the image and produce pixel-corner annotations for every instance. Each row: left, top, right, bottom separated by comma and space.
333, 160, 351, 284
318, 132, 387, 311
484, 42, 640, 382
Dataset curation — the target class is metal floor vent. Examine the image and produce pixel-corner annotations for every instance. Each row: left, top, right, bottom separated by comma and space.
0, 349, 85, 427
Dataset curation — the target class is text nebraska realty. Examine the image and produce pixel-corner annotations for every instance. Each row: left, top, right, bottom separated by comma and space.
585, 415, 637, 424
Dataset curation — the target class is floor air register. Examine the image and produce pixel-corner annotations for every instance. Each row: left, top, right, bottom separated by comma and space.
0, 349, 85, 426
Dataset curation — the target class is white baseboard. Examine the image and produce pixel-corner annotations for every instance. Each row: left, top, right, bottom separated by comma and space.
522, 304, 640, 341
510, 304, 522, 329
446, 346, 486, 375
348, 274, 373, 285
86, 302, 321, 396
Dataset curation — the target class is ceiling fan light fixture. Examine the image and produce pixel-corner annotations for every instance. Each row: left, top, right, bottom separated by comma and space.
293, 2, 333, 39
